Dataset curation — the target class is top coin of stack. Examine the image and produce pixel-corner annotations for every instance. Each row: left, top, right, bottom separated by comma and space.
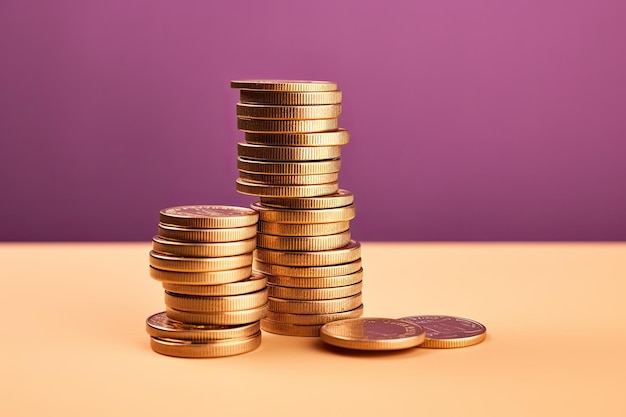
231, 80, 348, 198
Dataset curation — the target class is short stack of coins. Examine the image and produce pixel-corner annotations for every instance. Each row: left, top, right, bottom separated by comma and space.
230, 80, 364, 336
145, 205, 268, 357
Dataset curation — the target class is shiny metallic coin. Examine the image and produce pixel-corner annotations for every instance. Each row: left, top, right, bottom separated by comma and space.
251, 202, 355, 224
236, 179, 338, 198
162, 272, 266, 296
244, 130, 349, 147
152, 236, 256, 258
158, 223, 257, 243
165, 303, 268, 325
237, 117, 339, 133
320, 318, 426, 351
253, 259, 362, 278
240, 90, 342, 105
260, 319, 323, 337
268, 293, 361, 314
237, 143, 341, 161
159, 205, 258, 229
149, 331, 261, 358
267, 281, 362, 300
149, 266, 252, 285
237, 158, 341, 175
231, 80, 337, 92
239, 171, 338, 185
260, 189, 354, 209
398, 315, 487, 348
149, 251, 252, 272
164, 289, 268, 312
236, 103, 342, 120
254, 240, 361, 266
146, 312, 260, 341
257, 230, 351, 251
266, 304, 364, 325
258, 220, 350, 237
265, 268, 364, 288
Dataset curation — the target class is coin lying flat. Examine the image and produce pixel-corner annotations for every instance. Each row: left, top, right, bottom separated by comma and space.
240, 90, 342, 105
149, 266, 252, 285
264, 268, 364, 288
266, 304, 364, 325
260, 319, 323, 337
398, 315, 487, 348
231, 80, 338, 92
237, 158, 341, 175
257, 230, 351, 252
146, 312, 260, 341
236, 179, 339, 198
268, 293, 362, 314
244, 130, 349, 147
158, 223, 258, 243
255, 240, 361, 266
149, 331, 262, 358
237, 118, 339, 133
260, 189, 354, 209
253, 259, 362, 278
159, 205, 258, 229
166, 303, 268, 325
258, 221, 350, 237
149, 251, 252, 272
320, 318, 426, 351
164, 289, 268, 313
237, 143, 341, 161
239, 171, 339, 186
267, 281, 362, 300
152, 236, 256, 258
251, 202, 356, 224
236, 103, 342, 120
162, 272, 267, 296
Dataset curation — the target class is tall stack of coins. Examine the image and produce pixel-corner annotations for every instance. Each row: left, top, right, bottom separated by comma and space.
231, 80, 363, 336
145, 205, 268, 357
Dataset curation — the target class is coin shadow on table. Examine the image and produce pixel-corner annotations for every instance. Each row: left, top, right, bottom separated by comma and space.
311, 339, 425, 359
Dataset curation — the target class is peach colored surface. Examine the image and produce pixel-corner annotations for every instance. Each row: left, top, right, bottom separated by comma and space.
1, 243, 624, 416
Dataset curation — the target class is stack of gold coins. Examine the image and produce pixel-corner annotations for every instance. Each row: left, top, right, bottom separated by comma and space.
145, 205, 268, 357
230, 80, 363, 336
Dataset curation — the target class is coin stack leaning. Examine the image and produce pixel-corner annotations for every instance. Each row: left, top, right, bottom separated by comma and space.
231, 80, 364, 337
146, 205, 268, 357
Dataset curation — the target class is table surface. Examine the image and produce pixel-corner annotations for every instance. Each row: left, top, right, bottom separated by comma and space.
1, 242, 625, 416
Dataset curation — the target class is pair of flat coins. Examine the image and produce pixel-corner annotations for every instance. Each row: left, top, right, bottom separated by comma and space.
232, 80, 347, 198
319, 316, 487, 351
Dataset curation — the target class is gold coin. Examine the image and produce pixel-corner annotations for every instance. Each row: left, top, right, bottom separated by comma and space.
244, 130, 349, 147
236, 179, 339, 198
254, 240, 361, 266
236, 103, 342, 120
146, 312, 260, 340
265, 268, 364, 288
231, 80, 337, 92
237, 118, 339, 133
268, 293, 361, 314
149, 332, 261, 358
158, 223, 257, 243
260, 319, 323, 337
238, 158, 341, 175
258, 220, 350, 237
149, 251, 252, 272
240, 90, 342, 105
166, 303, 268, 325
257, 230, 351, 251
253, 259, 362, 278
398, 315, 487, 348
251, 202, 355, 224
152, 236, 256, 258
237, 143, 341, 161
149, 266, 252, 285
159, 205, 258, 229
164, 288, 268, 312
239, 171, 338, 186
260, 189, 354, 209
320, 318, 426, 351
162, 272, 267, 296
267, 281, 362, 300
266, 304, 364, 325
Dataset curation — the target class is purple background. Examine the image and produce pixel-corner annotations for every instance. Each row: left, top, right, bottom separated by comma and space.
1, 0, 625, 241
